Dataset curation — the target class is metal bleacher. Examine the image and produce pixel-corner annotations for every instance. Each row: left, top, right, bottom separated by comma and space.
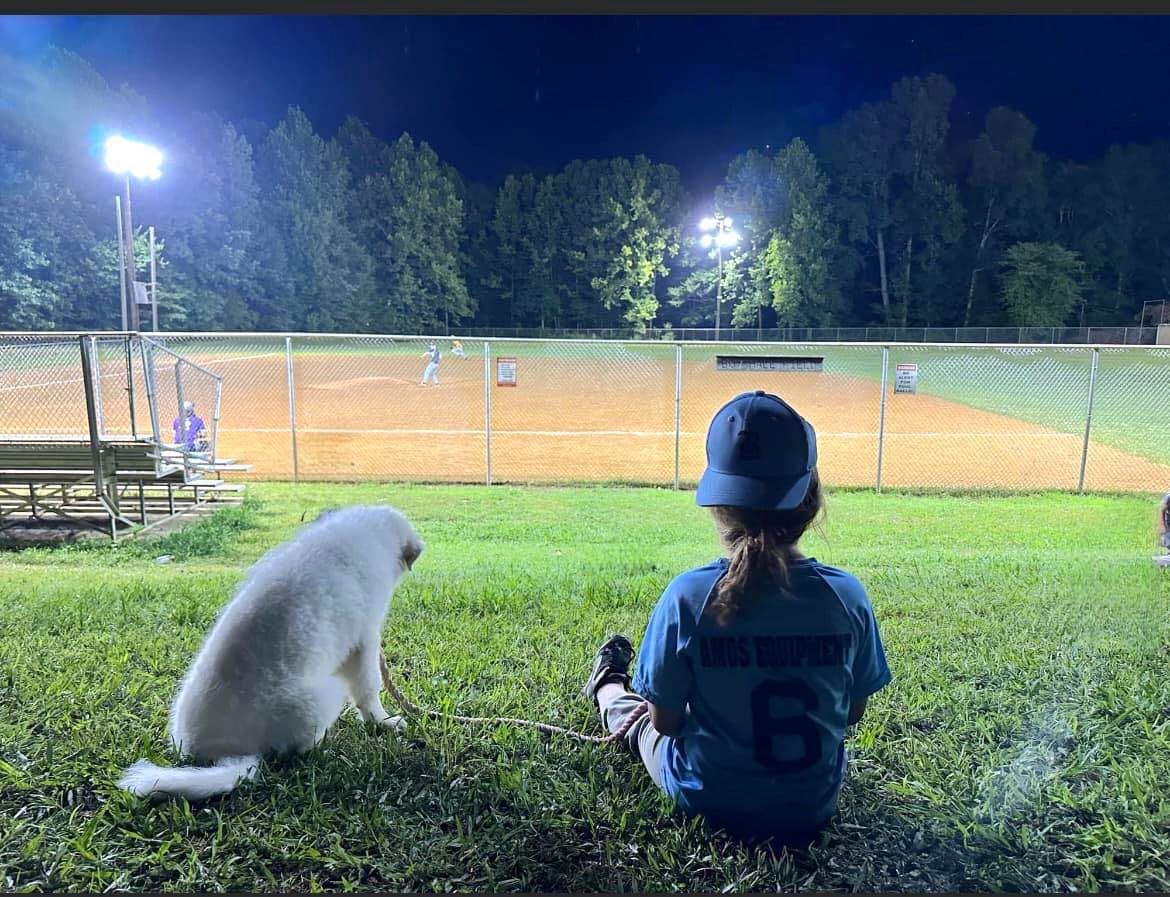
0, 333, 249, 540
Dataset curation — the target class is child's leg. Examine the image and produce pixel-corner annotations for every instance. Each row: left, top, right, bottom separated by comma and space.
598, 682, 667, 789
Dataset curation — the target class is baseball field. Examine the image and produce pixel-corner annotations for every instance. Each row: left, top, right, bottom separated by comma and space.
3, 336, 1168, 493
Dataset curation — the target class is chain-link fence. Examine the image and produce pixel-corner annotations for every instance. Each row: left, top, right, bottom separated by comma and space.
0, 334, 94, 438
450, 325, 1165, 346
3, 333, 1167, 494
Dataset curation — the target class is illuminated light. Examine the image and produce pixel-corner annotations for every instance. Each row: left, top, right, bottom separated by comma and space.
716, 230, 740, 249
699, 216, 717, 232
699, 234, 714, 249
104, 135, 163, 181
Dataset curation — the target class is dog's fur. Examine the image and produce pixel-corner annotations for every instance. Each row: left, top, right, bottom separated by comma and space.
118, 505, 424, 800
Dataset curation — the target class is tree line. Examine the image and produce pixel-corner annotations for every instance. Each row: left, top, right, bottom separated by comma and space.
2, 46, 1168, 334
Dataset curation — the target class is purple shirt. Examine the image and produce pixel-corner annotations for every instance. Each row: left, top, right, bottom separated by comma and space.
172, 414, 206, 450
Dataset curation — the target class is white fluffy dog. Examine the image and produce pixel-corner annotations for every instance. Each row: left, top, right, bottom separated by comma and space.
118, 505, 423, 801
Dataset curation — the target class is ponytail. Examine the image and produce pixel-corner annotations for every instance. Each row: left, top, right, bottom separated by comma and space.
707, 470, 823, 626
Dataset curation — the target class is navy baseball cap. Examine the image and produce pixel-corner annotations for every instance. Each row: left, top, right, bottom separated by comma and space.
695, 390, 817, 511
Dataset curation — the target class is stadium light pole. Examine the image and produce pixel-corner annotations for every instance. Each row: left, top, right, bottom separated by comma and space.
698, 213, 740, 339
104, 136, 162, 331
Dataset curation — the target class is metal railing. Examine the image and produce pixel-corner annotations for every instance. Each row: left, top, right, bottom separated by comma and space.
2, 332, 1167, 494
447, 325, 1164, 346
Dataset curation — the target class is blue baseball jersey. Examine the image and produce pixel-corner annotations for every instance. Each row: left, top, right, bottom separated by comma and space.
426, 347, 441, 365
631, 556, 891, 836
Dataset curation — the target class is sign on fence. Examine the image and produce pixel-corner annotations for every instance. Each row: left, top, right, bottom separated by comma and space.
496, 357, 518, 387
715, 355, 825, 372
894, 362, 918, 394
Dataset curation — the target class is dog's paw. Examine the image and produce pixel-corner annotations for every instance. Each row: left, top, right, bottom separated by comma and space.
379, 714, 407, 733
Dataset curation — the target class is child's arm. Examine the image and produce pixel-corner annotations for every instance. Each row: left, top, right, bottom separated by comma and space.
847, 697, 868, 726
649, 704, 685, 737
848, 586, 892, 722
633, 590, 694, 737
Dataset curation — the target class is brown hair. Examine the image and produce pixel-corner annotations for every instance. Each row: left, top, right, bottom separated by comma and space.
706, 470, 824, 626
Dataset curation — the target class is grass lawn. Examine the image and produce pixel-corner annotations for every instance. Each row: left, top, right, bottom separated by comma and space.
2, 482, 1169, 892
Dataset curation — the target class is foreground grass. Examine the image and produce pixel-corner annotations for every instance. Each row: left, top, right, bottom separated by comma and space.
1, 483, 1169, 892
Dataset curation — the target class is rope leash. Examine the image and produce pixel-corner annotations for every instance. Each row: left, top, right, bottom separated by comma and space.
378, 650, 649, 745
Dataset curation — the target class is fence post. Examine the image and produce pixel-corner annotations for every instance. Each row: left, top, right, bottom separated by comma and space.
174, 358, 187, 447
79, 336, 110, 531
285, 337, 299, 483
124, 335, 138, 439
484, 342, 492, 485
89, 335, 105, 437
1077, 347, 1100, 494
138, 338, 159, 444
674, 344, 682, 490
210, 379, 222, 465
875, 346, 889, 493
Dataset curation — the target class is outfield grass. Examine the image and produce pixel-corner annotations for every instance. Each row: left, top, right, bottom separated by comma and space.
2, 484, 1170, 892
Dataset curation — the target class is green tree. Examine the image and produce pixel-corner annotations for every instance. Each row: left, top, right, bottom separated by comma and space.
669, 247, 755, 330
764, 138, 842, 326
887, 74, 964, 327
154, 117, 263, 329
590, 156, 684, 329
335, 123, 470, 331
489, 173, 539, 325
256, 107, 375, 331
716, 148, 786, 240
0, 148, 100, 329
962, 107, 1047, 325
999, 241, 1085, 326
523, 177, 563, 328
1081, 144, 1164, 321
824, 101, 898, 322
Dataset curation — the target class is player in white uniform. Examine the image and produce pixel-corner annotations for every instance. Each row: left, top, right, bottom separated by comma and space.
420, 343, 441, 386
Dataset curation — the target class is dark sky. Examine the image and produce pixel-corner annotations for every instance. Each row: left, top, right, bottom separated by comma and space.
4, 15, 1170, 193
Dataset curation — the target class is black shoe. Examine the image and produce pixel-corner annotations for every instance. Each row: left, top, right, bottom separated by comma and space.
581, 634, 634, 703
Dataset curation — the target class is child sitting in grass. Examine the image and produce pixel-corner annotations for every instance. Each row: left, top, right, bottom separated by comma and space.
582, 390, 891, 844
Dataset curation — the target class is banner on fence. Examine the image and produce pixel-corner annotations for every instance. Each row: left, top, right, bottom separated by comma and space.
715, 355, 824, 373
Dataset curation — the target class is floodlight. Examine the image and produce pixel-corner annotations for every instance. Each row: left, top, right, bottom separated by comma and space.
104, 135, 163, 181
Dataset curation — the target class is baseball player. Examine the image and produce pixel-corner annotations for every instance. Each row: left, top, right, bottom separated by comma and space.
420, 343, 441, 386
451, 339, 466, 357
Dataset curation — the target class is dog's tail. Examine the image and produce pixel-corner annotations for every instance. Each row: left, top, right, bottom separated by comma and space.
117, 755, 260, 801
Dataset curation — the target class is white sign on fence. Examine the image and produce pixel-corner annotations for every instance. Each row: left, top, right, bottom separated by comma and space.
496, 357, 518, 387
894, 362, 918, 394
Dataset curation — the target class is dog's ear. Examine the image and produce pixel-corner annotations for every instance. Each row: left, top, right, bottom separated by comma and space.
401, 538, 423, 570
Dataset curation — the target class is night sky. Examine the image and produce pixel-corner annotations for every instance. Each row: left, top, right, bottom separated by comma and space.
4, 15, 1170, 193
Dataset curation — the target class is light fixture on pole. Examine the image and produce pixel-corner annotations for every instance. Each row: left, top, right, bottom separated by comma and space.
104, 136, 162, 331
698, 213, 740, 339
